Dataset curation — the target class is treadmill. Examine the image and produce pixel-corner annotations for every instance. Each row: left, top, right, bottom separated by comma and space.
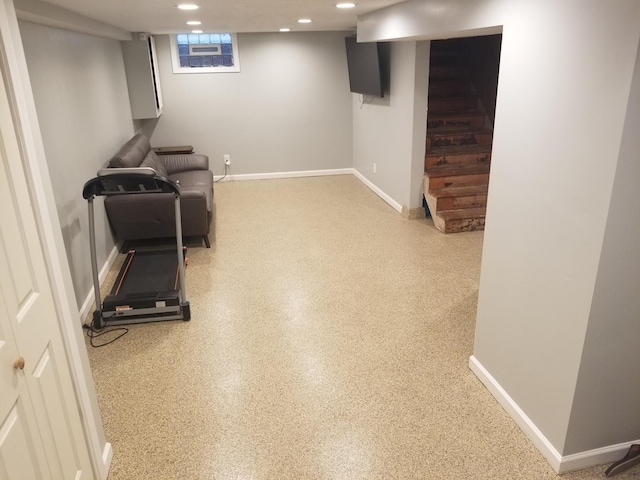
82, 168, 190, 329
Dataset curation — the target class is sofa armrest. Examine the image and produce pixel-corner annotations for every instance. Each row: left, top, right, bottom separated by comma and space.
153, 145, 193, 155
160, 154, 209, 174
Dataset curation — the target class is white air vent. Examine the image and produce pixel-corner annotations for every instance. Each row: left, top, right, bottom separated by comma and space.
189, 44, 221, 56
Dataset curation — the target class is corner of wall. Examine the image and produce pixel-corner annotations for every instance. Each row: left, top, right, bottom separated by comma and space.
469, 355, 639, 473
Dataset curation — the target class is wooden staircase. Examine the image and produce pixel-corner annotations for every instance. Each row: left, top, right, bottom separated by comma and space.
424, 42, 494, 233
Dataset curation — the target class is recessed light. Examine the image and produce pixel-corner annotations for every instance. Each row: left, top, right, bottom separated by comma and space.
279, 28, 291, 32
298, 18, 312, 24
187, 20, 201, 25
177, 4, 199, 10
336, 3, 356, 8
192, 29, 203, 33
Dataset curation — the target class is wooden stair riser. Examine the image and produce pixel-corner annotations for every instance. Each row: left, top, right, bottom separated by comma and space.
428, 96, 479, 113
428, 80, 471, 97
428, 173, 490, 190
426, 131, 493, 149
425, 150, 491, 169
434, 193, 488, 211
427, 114, 486, 129
442, 216, 485, 234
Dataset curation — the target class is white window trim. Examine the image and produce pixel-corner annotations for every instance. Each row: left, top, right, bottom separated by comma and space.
169, 33, 241, 74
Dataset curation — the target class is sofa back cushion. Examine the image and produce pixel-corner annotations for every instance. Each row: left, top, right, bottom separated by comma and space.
140, 150, 168, 177
109, 134, 151, 168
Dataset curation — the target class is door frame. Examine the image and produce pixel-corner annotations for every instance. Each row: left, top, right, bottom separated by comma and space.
0, 0, 111, 478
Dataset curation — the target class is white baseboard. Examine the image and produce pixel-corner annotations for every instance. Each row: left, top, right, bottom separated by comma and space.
469, 355, 563, 471
469, 355, 639, 473
213, 167, 404, 214
351, 169, 403, 213
78, 244, 119, 324
559, 440, 640, 474
213, 168, 353, 182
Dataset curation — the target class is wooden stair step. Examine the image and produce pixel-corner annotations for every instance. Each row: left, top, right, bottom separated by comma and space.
437, 207, 486, 233
428, 143, 492, 155
425, 147, 491, 170
427, 184, 488, 210
425, 163, 490, 178
425, 156, 490, 169
438, 207, 486, 221
428, 108, 485, 118
427, 112, 486, 129
425, 164, 490, 189
428, 173, 490, 190
426, 127, 493, 149
428, 184, 488, 198
426, 124, 490, 133
427, 126, 493, 135
428, 96, 479, 113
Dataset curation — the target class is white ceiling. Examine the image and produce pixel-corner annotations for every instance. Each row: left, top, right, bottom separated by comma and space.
39, 0, 405, 34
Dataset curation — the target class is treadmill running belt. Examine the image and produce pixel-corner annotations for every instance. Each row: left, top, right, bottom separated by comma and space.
111, 249, 183, 296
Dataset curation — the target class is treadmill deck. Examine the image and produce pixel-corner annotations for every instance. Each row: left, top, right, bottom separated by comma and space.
102, 248, 186, 318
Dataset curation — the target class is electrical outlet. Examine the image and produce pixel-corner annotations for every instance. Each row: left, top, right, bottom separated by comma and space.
224, 154, 231, 166
373, 163, 377, 173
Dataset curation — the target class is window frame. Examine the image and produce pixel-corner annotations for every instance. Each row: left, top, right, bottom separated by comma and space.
169, 33, 241, 74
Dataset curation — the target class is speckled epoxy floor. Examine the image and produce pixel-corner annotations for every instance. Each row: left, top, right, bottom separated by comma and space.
86, 175, 638, 479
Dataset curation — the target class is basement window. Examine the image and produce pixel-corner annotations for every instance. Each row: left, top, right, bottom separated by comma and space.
169, 33, 240, 74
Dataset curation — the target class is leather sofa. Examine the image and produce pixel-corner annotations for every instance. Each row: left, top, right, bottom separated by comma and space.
104, 134, 213, 247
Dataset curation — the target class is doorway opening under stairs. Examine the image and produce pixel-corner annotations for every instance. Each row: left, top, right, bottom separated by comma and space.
424, 34, 502, 233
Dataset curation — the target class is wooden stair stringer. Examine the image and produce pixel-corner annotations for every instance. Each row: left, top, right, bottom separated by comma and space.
423, 175, 446, 232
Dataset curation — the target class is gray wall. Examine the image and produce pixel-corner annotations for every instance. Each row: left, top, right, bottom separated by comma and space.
148, 32, 353, 177
359, 0, 640, 461
351, 40, 428, 211
563, 41, 640, 454
19, 20, 134, 308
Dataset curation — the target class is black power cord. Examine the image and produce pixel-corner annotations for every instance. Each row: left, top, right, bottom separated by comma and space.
83, 320, 128, 348
214, 162, 228, 183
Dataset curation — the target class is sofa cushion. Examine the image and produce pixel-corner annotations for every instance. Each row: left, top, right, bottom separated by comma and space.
140, 150, 168, 177
109, 134, 151, 168
161, 154, 209, 175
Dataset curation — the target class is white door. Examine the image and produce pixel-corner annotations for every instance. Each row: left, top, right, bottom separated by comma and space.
0, 287, 50, 479
0, 56, 93, 479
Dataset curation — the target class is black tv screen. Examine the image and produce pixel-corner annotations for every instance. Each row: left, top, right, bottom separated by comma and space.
345, 35, 387, 98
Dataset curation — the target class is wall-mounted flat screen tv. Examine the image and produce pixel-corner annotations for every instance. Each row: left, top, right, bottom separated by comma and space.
345, 35, 388, 98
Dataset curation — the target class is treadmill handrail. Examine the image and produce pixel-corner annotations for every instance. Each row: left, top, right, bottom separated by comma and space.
82, 167, 180, 199
98, 166, 156, 177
